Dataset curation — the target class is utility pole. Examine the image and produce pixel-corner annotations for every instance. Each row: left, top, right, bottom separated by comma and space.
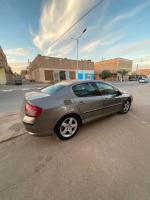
71, 28, 87, 80
136, 64, 138, 74
139, 58, 142, 77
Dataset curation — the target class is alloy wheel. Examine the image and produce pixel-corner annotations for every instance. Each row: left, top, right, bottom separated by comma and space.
123, 101, 130, 113
60, 117, 78, 138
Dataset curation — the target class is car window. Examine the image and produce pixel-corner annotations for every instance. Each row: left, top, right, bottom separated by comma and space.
41, 82, 67, 94
95, 82, 115, 96
72, 83, 100, 97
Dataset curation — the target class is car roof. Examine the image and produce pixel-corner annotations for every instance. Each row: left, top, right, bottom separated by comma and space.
60, 80, 108, 86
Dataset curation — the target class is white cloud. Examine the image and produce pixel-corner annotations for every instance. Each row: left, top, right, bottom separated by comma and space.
81, 0, 150, 54
32, 0, 97, 50
5, 48, 32, 57
81, 40, 99, 53
44, 42, 74, 57
57, 43, 74, 57
104, 39, 150, 57
101, 0, 150, 33
81, 31, 124, 53
31, 0, 150, 60
8, 59, 28, 73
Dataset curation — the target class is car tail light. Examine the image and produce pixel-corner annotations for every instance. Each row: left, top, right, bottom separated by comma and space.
25, 103, 43, 118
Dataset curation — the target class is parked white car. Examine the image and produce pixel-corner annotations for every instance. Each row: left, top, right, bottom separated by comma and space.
138, 78, 149, 83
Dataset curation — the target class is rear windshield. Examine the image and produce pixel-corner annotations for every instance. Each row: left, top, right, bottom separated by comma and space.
41, 82, 67, 94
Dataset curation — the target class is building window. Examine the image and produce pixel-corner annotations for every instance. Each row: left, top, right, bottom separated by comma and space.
44, 70, 53, 81
59, 71, 66, 80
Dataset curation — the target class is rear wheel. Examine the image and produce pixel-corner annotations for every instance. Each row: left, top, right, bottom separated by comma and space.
120, 100, 131, 114
55, 116, 80, 140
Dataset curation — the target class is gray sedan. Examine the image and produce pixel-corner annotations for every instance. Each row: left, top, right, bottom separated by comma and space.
22, 80, 133, 140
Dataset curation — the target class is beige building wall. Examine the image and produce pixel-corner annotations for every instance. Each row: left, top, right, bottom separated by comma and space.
94, 58, 132, 73
35, 67, 76, 83
118, 59, 133, 71
0, 47, 14, 85
94, 58, 133, 81
0, 68, 7, 84
28, 55, 94, 83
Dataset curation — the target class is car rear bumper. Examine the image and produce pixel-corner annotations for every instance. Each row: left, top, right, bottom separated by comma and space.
22, 114, 53, 136
23, 122, 53, 136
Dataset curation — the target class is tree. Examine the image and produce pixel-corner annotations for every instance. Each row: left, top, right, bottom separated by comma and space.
117, 69, 128, 81
99, 70, 112, 81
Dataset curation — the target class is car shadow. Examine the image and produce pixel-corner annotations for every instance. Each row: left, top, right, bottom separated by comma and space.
18, 110, 135, 149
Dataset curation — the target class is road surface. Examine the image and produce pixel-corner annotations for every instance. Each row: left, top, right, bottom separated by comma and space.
0, 82, 150, 200
0, 84, 46, 114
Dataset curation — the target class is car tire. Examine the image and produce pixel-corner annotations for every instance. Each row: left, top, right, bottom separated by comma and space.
120, 99, 131, 114
55, 115, 80, 140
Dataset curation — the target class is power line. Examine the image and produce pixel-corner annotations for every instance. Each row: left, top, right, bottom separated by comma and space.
47, 0, 105, 49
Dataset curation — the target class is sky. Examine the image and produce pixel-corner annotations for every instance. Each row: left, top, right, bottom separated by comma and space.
1, 0, 150, 72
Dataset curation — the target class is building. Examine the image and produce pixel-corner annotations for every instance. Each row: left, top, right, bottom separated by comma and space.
133, 57, 150, 77
135, 69, 150, 76
28, 55, 94, 83
20, 69, 27, 79
94, 58, 133, 81
0, 46, 14, 84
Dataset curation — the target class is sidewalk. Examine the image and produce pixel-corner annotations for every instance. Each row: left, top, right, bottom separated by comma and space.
0, 112, 26, 143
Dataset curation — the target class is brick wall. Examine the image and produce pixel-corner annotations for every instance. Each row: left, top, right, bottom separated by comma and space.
94, 58, 133, 81
28, 55, 94, 82
136, 69, 150, 76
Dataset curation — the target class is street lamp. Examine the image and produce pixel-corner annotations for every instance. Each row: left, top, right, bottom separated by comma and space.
71, 28, 87, 80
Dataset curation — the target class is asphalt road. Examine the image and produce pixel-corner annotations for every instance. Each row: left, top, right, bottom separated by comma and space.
0, 82, 150, 200
0, 84, 46, 114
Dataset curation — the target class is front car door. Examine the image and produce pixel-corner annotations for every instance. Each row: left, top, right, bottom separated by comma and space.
95, 82, 122, 115
72, 82, 104, 122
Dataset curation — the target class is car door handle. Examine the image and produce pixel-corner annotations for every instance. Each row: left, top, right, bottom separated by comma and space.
79, 101, 85, 105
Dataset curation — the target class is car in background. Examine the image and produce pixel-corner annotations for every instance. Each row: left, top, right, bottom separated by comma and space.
15, 76, 22, 85
138, 77, 149, 83
21, 80, 133, 140
129, 77, 137, 81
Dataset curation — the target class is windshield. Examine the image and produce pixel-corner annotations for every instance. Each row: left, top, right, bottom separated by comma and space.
41, 82, 67, 94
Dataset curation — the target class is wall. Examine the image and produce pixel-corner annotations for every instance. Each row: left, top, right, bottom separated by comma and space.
94, 58, 132, 81
118, 59, 133, 71
38, 68, 76, 83
0, 68, 6, 84
31, 67, 94, 83
28, 55, 94, 83
94, 58, 132, 74
135, 69, 150, 76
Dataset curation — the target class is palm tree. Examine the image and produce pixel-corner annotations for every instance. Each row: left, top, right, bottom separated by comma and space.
117, 69, 128, 81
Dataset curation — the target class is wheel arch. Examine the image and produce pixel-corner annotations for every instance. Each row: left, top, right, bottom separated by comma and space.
54, 112, 82, 132
127, 97, 132, 103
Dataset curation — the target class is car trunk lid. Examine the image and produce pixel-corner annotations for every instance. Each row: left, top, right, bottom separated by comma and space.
25, 91, 50, 101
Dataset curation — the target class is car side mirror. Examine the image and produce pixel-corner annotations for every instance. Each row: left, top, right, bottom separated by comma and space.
114, 89, 121, 96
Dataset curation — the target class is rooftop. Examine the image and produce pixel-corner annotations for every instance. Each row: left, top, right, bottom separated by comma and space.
95, 58, 133, 63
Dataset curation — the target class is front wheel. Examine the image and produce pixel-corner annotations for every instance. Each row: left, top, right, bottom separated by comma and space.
55, 116, 80, 140
120, 100, 131, 114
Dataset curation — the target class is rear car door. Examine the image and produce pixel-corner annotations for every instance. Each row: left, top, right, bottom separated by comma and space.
72, 82, 104, 121
95, 82, 122, 115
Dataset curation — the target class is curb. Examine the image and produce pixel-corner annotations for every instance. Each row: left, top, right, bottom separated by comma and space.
0, 132, 26, 144
0, 112, 26, 143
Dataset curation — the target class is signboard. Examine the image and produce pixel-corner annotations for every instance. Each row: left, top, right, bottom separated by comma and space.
76, 70, 94, 80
